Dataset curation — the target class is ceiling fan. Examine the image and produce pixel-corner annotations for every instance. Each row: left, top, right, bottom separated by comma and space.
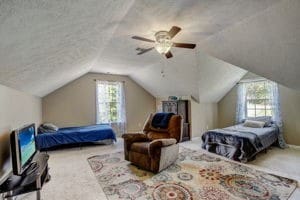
132, 26, 196, 59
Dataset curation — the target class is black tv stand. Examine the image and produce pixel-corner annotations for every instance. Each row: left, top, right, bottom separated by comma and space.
24, 162, 39, 176
0, 152, 50, 200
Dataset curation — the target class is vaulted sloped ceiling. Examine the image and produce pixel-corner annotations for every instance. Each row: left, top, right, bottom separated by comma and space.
199, 0, 300, 90
0, 0, 298, 103
0, 0, 135, 96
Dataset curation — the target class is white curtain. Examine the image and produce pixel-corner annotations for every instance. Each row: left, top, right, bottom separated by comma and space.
267, 81, 287, 148
235, 83, 247, 124
96, 81, 126, 137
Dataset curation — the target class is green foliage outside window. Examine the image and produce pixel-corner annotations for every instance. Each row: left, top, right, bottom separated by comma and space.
107, 85, 118, 122
246, 81, 272, 118
97, 83, 121, 123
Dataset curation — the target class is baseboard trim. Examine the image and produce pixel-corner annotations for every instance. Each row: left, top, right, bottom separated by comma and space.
288, 144, 300, 150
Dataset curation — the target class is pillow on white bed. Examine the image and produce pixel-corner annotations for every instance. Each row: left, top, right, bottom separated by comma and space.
243, 120, 265, 128
246, 116, 273, 127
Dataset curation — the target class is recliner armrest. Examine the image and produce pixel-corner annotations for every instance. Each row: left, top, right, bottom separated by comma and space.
122, 133, 149, 141
148, 138, 177, 159
122, 133, 149, 151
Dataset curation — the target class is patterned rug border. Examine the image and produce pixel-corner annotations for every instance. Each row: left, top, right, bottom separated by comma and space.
87, 146, 298, 200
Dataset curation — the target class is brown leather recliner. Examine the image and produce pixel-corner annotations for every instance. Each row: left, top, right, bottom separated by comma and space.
122, 114, 183, 173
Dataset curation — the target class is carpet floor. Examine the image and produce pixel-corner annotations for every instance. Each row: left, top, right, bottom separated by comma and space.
20, 137, 300, 200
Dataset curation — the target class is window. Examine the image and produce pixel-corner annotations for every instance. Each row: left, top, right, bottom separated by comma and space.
96, 81, 125, 124
245, 81, 272, 118
236, 79, 286, 148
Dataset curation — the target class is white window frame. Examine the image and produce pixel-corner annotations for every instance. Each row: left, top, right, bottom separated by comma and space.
96, 81, 125, 124
245, 81, 272, 118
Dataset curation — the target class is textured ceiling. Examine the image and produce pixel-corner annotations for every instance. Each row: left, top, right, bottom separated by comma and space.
0, 0, 134, 96
1, 0, 297, 103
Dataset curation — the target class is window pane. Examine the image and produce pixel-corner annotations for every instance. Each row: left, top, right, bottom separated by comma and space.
266, 110, 272, 117
97, 82, 123, 124
256, 82, 267, 99
247, 100, 255, 109
247, 82, 265, 99
265, 100, 272, 109
110, 86, 117, 102
256, 100, 266, 109
109, 102, 118, 122
247, 109, 256, 117
256, 109, 266, 117
246, 85, 256, 99
245, 81, 273, 118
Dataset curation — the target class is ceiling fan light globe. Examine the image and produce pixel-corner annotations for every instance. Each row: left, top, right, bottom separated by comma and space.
154, 31, 172, 54
155, 43, 172, 54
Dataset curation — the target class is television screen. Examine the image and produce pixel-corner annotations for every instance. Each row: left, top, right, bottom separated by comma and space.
18, 125, 36, 166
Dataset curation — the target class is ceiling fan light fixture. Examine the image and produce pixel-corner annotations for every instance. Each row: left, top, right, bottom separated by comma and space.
132, 26, 196, 58
154, 31, 172, 54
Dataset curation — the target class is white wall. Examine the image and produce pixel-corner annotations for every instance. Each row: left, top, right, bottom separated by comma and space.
191, 101, 218, 137
0, 84, 42, 129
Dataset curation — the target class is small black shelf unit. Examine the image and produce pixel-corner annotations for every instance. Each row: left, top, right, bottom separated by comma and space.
0, 152, 50, 200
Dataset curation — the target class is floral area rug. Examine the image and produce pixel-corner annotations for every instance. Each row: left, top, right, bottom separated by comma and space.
87, 147, 297, 200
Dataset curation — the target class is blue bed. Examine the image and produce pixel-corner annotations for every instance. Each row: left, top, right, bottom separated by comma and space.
36, 124, 117, 150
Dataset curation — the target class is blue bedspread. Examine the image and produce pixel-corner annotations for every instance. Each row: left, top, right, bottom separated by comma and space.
36, 124, 116, 150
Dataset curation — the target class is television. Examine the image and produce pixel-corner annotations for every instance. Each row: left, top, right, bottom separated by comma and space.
10, 124, 37, 175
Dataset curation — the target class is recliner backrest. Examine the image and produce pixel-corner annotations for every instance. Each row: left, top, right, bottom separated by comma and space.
142, 113, 183, 143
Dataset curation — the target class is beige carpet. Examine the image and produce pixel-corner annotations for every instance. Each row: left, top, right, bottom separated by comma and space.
20, 137, 300, 200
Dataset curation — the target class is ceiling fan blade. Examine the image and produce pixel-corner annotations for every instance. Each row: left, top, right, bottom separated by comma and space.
137, 47, 154, 55
165, 51, 173, 59
173, 42, 196, 49
132, 36, 155, 43
168, 26, 181, 38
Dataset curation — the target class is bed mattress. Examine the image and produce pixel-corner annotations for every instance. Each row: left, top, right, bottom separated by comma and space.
201, 124, 279, 162
36, 124, 116, 150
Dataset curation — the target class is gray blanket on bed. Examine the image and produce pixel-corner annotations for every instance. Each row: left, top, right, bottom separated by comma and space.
224, 125, 279, 150
202, 124, 279, 162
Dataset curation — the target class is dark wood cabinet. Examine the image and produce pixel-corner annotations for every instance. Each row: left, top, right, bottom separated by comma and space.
162, 100, 190, 142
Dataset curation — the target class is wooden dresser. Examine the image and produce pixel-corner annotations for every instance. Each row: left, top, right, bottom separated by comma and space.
162, 100, 190, 142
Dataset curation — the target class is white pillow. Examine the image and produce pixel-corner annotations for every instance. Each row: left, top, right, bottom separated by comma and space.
246, 116, 273, 127
42, 123, 59, 131
243, 120, 265, 128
